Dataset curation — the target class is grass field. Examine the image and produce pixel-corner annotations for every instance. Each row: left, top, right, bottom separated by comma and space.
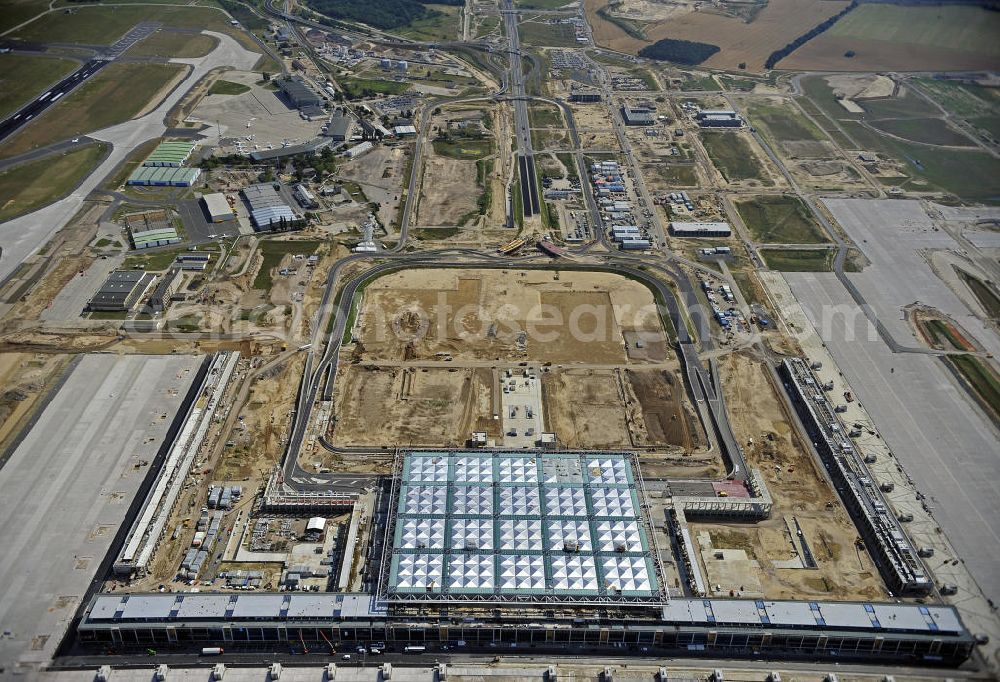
736, 195, 829, 244
128, 31, 217, 58
868, 118, 974, 147
518, 20, 579, 47
339, 77, 409, 99
761, 248, 834, 271
0, 0, 47, 34
516, 0, 575, 8
529, 103, 564, 128
679, 74, 720, 92
949, 354, 1000, 421
0, 53, 78, 119
209, 80, 252, 96
123, 247, 199, 272
745, 101, 825, 143
253, 240, 323, 290
914, 79, 1000, 119
394, 4, 461, 42
0, 62, 185, 159
13, 5, 261, 54
432, 137, 492, 160
0, 143, 107, 222
643, 163, 698, 187
700, 131, 771, 185
960, 271, 1000, 320
781, 5, 1000, 71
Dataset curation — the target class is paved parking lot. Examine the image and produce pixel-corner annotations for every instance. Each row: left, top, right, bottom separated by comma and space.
177, 198, 241, 244
0, 354, 202, 674
786, 270, 1000, 604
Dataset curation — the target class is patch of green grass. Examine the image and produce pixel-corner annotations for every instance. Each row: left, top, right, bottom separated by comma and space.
1, 62, 184, 159
476, 157, 493, 215
515, 0, 572, 8
518, 20, 579, 47
209, 79, 252, 96
0, 53, 79, 119
339, 76, 408, 99
394, 4, 460, 41
761, 248, 835, 272
0, 0, 48, 34
700, 131, 771, 185
411, 227, 461, 240
529, 103, 563, 128
512, 178, 523, 230
949, 354, 1000, 422
432, 136, 492, 160
959, 270, 1000, 320
923, 319, 970, 351
679, 74, 719, 92
868, 118, 974, 147
737, 195, 829, 244
253, 240, 323, 290
745, 101, 825, 143
88, 310, 129, 320
643, 163, 697, 187
914, 78, 1000, 120
969, 116, 1000, 139
556, 153, 579, 183
124, 247, 203, 272
0, 143, 107, 222
839, 120, 1000, 202
826, 4, 1000, 60
128, 30, 216, 58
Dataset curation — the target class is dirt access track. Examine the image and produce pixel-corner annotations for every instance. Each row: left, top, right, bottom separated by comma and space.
351, 268, 670, 365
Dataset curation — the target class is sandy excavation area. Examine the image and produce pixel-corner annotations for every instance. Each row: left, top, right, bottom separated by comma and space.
702, 351, 887, 602
351, 269, 669, 364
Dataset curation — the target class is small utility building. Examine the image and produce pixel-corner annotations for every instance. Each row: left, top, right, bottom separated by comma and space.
201, 193, 236, 222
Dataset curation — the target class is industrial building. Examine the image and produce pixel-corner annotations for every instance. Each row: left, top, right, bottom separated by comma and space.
147, 268, 182, 313
74, 592, 975, 666
393, 125, 417, 136
88, 270, 156, 312
326, 111, 354, 141
127, 166, 201, 187
381, 450, 664, 603
175, 253, 211, 271
570, 89, 601, 103
780, 358, 933, 596
696, 110, 743, 128
125, 210, 182, 249
242, 183, 303, 231
293, 183, 318, 209
669, 221, 732, 238
344, 141, 373, 158
277, 75, 325, 108
622, 103, 655, 126
201, 193, 236, 222
249, 137, 332, 162
142, 140, 197, 167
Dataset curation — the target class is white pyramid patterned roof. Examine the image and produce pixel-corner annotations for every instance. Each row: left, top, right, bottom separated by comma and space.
548, 519, 593, 552
587, 458, 629, 484
454, 456, 493, 483
498, 555, 545, 591
594, 519, 642, 553
408, 456, 449, 482
448, 555, 494, 590
550, 555, 598, 592
498, 456, 539, 483
499, 486, 541, 516
452, 518, 494, 550
590, 487, 635, 518
602, 556, 651, 593
402, 485, 448, 515
545, 487, 588, 516
394, 554, 443, 589
452, 485, 493, 515
400, 518, 446, 549
498, 519, 543, 551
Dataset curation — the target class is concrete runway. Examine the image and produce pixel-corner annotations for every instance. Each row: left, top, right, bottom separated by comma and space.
0, 354, 202, 675
786, 270, 1000, 604
0, 30, 260, 285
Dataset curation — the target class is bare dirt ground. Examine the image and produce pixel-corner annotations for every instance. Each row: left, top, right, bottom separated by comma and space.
417, 154, 480, 226
0, 353, 70, 456
584, 0, 850, 71
542, 369, 632, 448
625, 368, 703, 449
705, 351, 887, 601
330, 366, 496, 447
352, 269, 668, 364
825, 73, 896, 100
339, 145, 409, 229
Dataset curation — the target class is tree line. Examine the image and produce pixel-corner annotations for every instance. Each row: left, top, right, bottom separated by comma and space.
637, 38, 720, 66
764, 0, 858, 69
306, 0, 461, 30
